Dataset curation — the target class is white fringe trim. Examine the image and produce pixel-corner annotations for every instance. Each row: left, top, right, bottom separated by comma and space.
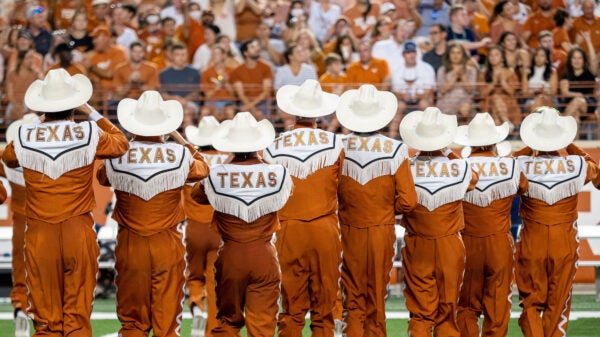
464, 173, 520, 207
14, 123, 99, 180
343, 145, 408, 185
417, 168, 472, 211
264, 142, 343, 179
525, 167, 587, 205
205, 172, 293, 223
106, 149, 192, 201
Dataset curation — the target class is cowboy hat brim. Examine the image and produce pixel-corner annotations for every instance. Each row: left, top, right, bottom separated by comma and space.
276, 85, 340, 118
117, 98, 183, 136
185, 125, 213, 146
212, 119, 275, 152
336, 89, 397, 132
24, 74, 93, 112
454, 122, 510, 146
400, 111, 457, 151
520, 113, 577, 151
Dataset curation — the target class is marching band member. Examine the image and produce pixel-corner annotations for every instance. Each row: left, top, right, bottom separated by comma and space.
96, 90, 209, 336
264, 79, 343, 337
2, 69, 129, 336
191, 112, 293, 337
335, 84, 418, 337
514, 107, 597, 337
184, 116, 231, 337
454, 113, 528, 337
399, 107, 478, 337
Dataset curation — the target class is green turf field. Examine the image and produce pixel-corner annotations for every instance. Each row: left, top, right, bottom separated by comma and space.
1, 295, 599, 336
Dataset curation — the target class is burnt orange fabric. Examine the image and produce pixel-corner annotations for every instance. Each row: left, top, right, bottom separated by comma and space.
5, 68, 40, 120
176, 19, 205, 62
319, 73, 347, 93
115, 225, 186, 337
191, 157, 282, 337
345, 58, 389, 89
88, 46, 128, 91
46, 63, 88, 76
151, 54, 170, 71
96, 142, 209, 236
2, 118, 129, 223
230, 61, 273, 99
343, 4, 380, 39
553, 27, 570, 50
552, 48, 567, 78
113, 61, 160, 99
235, 7, 261, 41
7, 50, 43, 73
458, 149, 527, 337
138, 30, 164, 61
515, 144, 597, 337
274, 126, 343, 337
571, 16, 600, 56
53, 2, 79, 30
201, 66, 236, 101
522, 11, 555, 48
10, 212, 27, 312
25, 214, 99, 336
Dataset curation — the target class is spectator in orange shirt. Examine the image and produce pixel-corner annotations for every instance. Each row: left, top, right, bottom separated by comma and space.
570, 0, 600, 56
320, 53, 349, 133
137, 12, 164, 61
151, 37, 177, 71
7, 29, 43, 73
201, 45, 236, 117
113, 41, 160, 100
54, 0, 79, 30
343, 0, 380, 39
176, 3, 205, 62
88, 0, 111, 32
522, 0, 555, 48
5, 50, 44, 121
346, 40, 390, 90
552, 8, 573, 53
490, 0, 522, 45
539, 30, 567, 78
45, 42, 88, 76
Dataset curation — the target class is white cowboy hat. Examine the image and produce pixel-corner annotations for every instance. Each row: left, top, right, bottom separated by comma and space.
454, 112, 510, 146
117, 90, 183, 136
336, 84, 397, 132
185, 116, 220, 146
24, 68, 93, 113
5, 113, 40, 143
276, 79, 339, 118
399, 107, 457, 151
520, 106, 577, 151
212, 112, 275, 152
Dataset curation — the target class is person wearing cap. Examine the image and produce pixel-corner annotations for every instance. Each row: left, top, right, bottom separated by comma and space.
95, 90, 209, 336
46, 42, 88, 76
390, 40, 435, 138
398, 107, 478, 337
453, 113, 528, 337
89, 0, 112, 31
2, 68, 129, 336
25, 5, 52, 56
191, 112, 293, 337
6, 29, 43, 73
334, 84, 417, 337
184, 116, 231, 337
372, 19, 421, 72
263, 80, 344, 337
85, 25, 128, 102
513, 107, 597, 337
0, 114, 38, 337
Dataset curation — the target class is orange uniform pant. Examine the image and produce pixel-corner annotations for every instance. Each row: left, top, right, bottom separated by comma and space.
341, 224, 396, 337
516, 219, 579, 337
11, 211, 27, 313
402, 233, 466, 337
115, 225, 186, 337
457, 233, 514, 337
276, 217, 342, 337
212, 239, 280, 337
186, 218, 221, 334
25, 214, 99, 337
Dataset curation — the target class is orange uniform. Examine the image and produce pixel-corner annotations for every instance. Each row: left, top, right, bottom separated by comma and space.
338, 134, 417, 337
97, 139, 209, 337
264, 124, 344, 337
514, 144, 597, 337
457, 149, 529, 337
192, 157, 293, 337
87, 46, 128, 97
175, 20, 205, 62
2, 116, 129, 336
345, 58, 389, 89
522, 11, 555, 48
402, 151, 478, 337
319, 73, 347, 94
113, 61, 160, 99
184, 149, 230, 335
571, 16, 600, 56
0, 160, 28, 314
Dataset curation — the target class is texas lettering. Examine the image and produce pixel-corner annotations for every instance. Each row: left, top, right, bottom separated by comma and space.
347, 136, 394, 153
272, 130, 330, 149
217, 171, 278, 188
26, 125, 85, 142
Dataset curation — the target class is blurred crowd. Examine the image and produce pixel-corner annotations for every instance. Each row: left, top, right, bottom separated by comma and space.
1, 0, 600, 137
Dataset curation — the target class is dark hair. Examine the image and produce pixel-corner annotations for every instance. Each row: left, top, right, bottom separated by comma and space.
161, 17, 175, 26
122, 4, 137, 17
324, 52, 342, 66
205, 24, 221, 35
44, 109, 75, 121
239, 39, 256, 58
129, 40, 145, 51
484, 46, 508, 83
553, 8, 570, 27
565, 47, 590, 78
15, 50, 28, 74
334, 35, 355, 63
283, 43, 299, 64
491, 0, 510, 23
498, 31, 519, 49
432, 23, 447, 34
54, 42, 72, 68
170, 42, 186, 53
529, 47, 553, 81
442, 43, 469, 72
